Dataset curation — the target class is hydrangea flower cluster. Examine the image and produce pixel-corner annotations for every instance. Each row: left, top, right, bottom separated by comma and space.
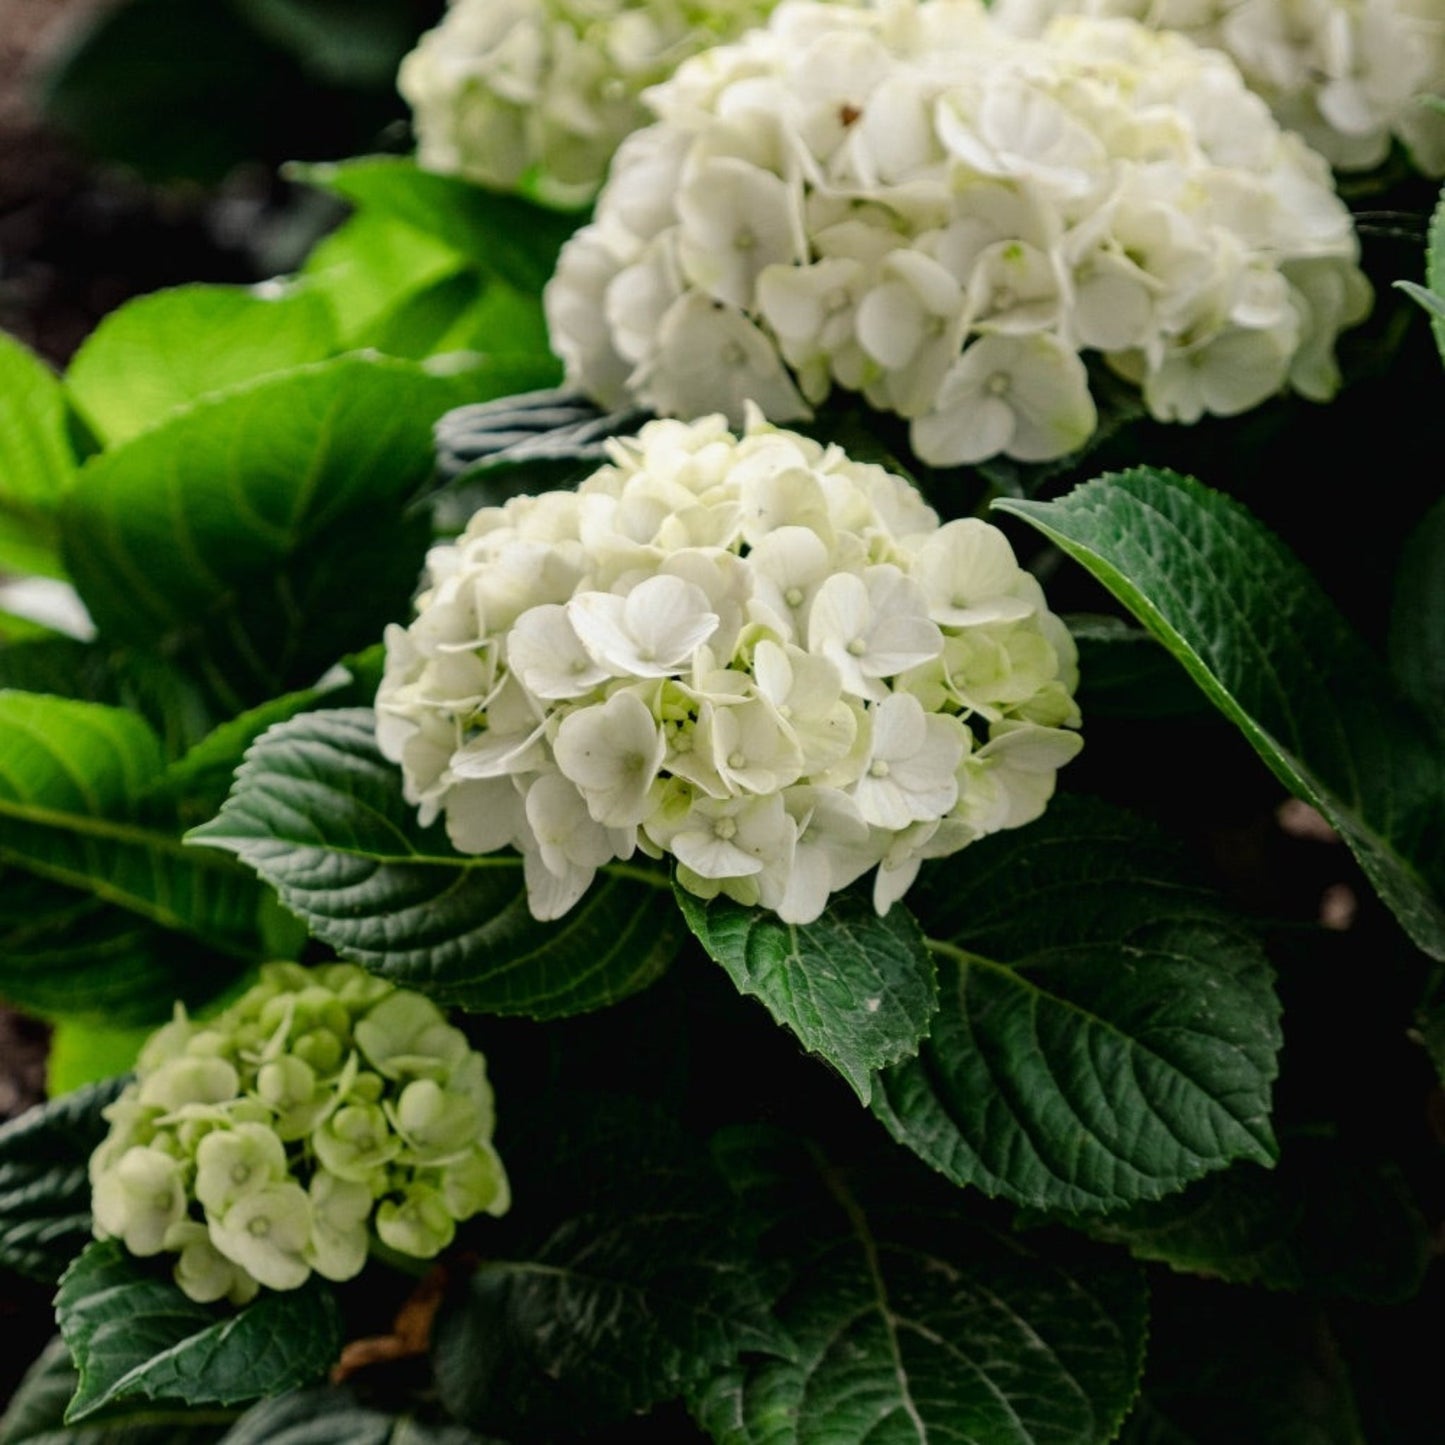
376, 410, 1082, 925
993, 0, 1445, 175
544, 0, 1372, 466
398, 0, 782, 205
89, 963, 509, 1305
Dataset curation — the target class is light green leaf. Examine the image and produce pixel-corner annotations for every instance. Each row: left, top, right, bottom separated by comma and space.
65, 285, 337, 446
0, 1078, 124, 1284
301, 211, 467, 347
692, 1128, 1147, 1445
292, 158, 582, 296
0, 1337, 233, 1445
1389, 494, 1445, 717
57, 1241, 342, 1422
676, 888, 936, 1105
58, 355, 461, 712
0, 691, 260, 942
47, 1020, 153, 1096
188, 709, 680, 1018
998, 470, 1445, 959
0, 692, 263, 1017
1071, 1137, 1429, 1304
0, 332, 76, 578
872, 797, 1281, 1212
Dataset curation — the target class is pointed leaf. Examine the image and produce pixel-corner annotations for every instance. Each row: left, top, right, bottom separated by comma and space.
0, 692, 263, 981
998, 470, 1445, 959
58, 355, 463, 711
188, 709, 680, 1018
216, 1385, 496, 1444
0, 1079, 124, 1283
57, 1241, 343, 1422
0, 868, 237, 1025
292, 159, 582, 296
65, 285, 337, 446
676, 888, 936, 1105
872, 797, 1281, 1212
1120, 1288, 1366, 1445
0, 1336, 233, 1445
1389, 494, 1445, 717
0, 332, 76, 579
432, 1102, 790, 1432
692, 1129, 1147, 1445
1072, 1137, 1429, 1304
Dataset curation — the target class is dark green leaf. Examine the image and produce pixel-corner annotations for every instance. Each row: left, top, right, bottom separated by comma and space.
676, 888, 936, 1105
188, 708, 680, 1018
1390, 495, 1445, 718
433, 389, 647, 503
692, 1128, 1147, 1445
1404, 182, 1445, 364
292, 159, 583, 296
65, 285, 337, 446
1119, 1286, 1365, 1445
0, 332, 75, 579
0, 869, 238, 1025
230, 0, 416, 87
872, 796, 1281, 1212
41, 0, 307, 183
0, 1337, 233, 1445
1069, 615, 1211, 720
58, 355, 459, 711
57, 1241, 343, 1422
0, 1079, 124, 1283
998, 470, 1445, 959
433, 1105, 789, 1432
216, 1386, 495, 1445
1072, 1136, 1429, 1304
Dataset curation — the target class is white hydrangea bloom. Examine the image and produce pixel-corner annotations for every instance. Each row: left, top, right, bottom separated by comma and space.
89, 964, 509, 1303
545, 0, 1371, 464
398, 0, 785, 205
992, 0, 1445, 175
378, 409, 1082, 925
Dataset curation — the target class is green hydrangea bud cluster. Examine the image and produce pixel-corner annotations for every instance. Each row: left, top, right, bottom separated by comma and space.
89, 963, 509, 1305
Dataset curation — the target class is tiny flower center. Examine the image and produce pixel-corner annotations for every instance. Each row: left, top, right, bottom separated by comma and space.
734, 226, 757, 252
713, 817, 739, 841
825, 289, 849, 314
778, 703, 793, 719
784, 587, 805, 607
249, 1217, 271, 1239
728, 751, 747, 769
231, 1162, 252, 1185
870, 759, 891, 778
721, 341, 747, 366
993, 286, 1015, 310
846, 638, 868, 657
986, 372, 1011, 397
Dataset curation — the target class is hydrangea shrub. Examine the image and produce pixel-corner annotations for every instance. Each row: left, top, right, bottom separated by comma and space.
399, 0, 783, 205
377, 409, 1082, 923
544, 0, 1372, 464
992, 0, 1445, 176
88, 964, 509, 1303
